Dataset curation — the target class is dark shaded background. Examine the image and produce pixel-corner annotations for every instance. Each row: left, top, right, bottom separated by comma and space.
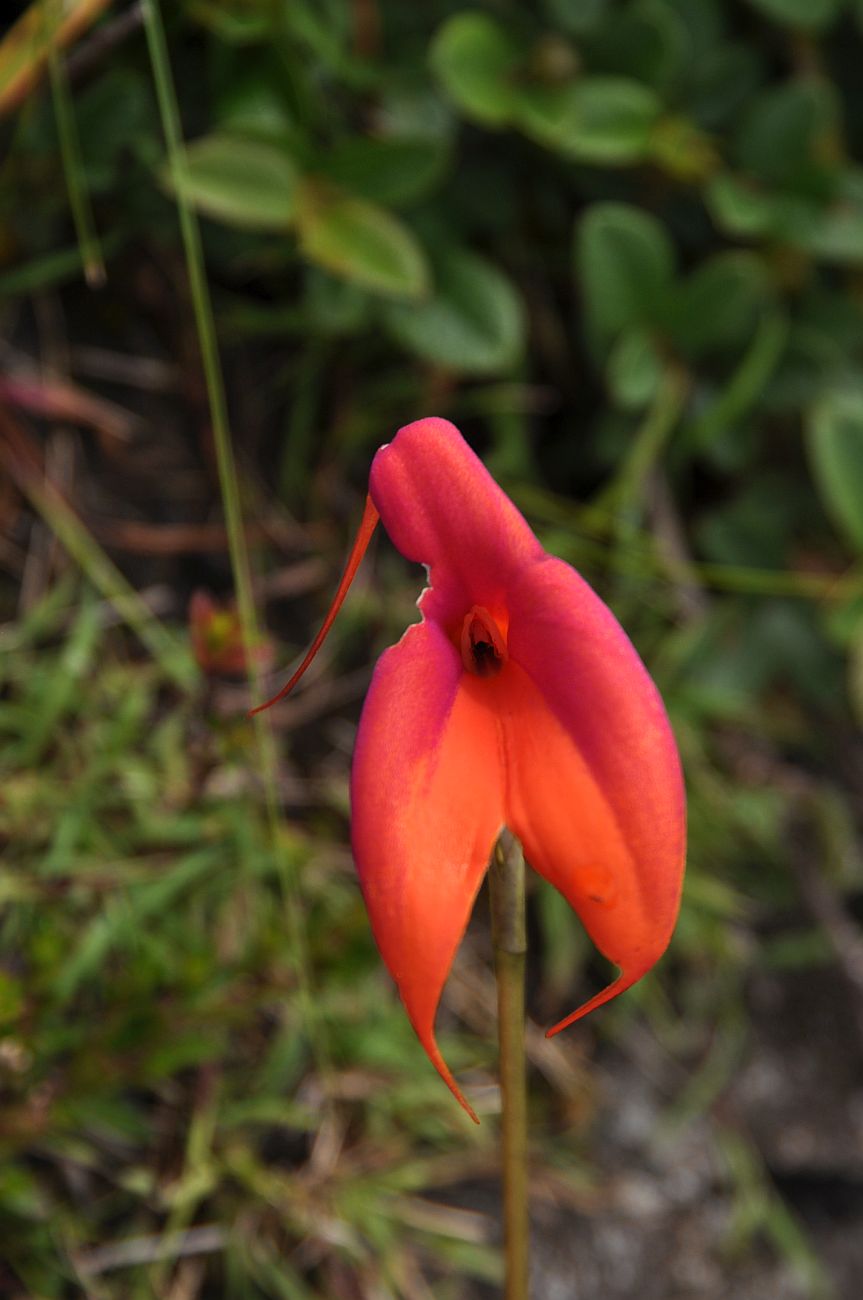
2, 1, 863, 1296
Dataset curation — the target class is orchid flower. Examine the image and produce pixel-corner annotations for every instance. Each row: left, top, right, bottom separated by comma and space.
256, 418, 686, 1121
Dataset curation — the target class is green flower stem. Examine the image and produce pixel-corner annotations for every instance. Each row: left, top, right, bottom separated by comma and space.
490, 834, 529, 1300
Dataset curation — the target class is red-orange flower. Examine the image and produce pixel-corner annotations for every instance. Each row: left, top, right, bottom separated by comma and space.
256, 418, 686, 1121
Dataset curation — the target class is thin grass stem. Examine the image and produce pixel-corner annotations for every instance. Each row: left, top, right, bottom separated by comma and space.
140, 0, 329, 1101
45, 0, 105, 287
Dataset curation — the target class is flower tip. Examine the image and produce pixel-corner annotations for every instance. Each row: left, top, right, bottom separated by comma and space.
435, 1064, 480, 1125
422, 1032, 480, 1123
446, 1081, 481, 1126
544, 969, 638, 1039
246, 494, 381, 721
462, 1097, 481, 1126
248, 682, 290, 717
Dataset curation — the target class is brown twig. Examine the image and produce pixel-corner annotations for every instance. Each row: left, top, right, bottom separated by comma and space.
89, 516, 310, 557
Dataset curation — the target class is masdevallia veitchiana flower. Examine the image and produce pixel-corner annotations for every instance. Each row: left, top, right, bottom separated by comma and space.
256, 418, 686, 1121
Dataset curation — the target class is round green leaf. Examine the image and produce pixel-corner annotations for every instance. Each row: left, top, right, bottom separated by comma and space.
582, 0, 687, 90
606, 328, 664, 409
577, 202, 675, 352
164, 134, 298, 230
666, 252, 768, 358
321, 136, 448, 206
568, 78, 661, 163
736, 80, 838, 188
706, 172, 778, 237
516, 82, 579, 149
296, 181, 429, 299
804, 203, 863, 264
382, 248, 524, 373
688, 44, 762, 128
807, 388, 863, 553
430, 12, 522, 126
519, 77, 661, 164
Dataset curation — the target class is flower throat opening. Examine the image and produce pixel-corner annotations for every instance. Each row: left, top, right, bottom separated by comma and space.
460, 606, 507, 677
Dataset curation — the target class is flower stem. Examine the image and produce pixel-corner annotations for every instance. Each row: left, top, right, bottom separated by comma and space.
490, 834, 529, 1300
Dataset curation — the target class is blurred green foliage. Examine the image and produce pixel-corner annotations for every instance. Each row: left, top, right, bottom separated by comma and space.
6, 0, 863, 572
3, 0, 863, 1296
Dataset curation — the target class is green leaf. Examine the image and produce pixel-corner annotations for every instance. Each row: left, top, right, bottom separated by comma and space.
745, 0, 844, 29
519, 77, 660, 164
542, 77, 659, 163
664, 0, 724, 53
767, 173, 863, 263
606, 327, 664, 409
296, 181, 429, 299
376, 85, 456, 143
736, 79, 838, 188
582, 0, 687, 90
706, 172, 778, 237
804, 203, 863, 264
807, 387, 863, 552
666, 252, 768, 358
382, 248, 524, 373
687, 44, 762, 129
576, 202, 675, 352
215, 76, 297, 142
164, 134, 298, 230
515, 82, 577, 149
321, 135, 448, 206
430, 12, 522, 127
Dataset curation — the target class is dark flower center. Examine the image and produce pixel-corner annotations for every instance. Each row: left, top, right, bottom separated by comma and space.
460, 606, 507, 677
